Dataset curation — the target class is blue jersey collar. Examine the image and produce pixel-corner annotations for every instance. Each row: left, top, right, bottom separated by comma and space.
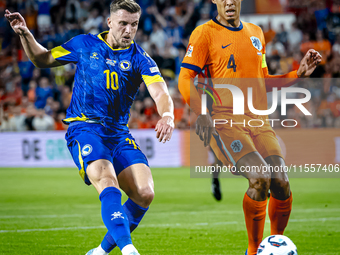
213, 17, 243, 31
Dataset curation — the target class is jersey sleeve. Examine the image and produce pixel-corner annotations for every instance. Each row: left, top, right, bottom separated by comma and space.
51, 35, 84, 64
138, 52, 165, 87
181, 26, 209, 73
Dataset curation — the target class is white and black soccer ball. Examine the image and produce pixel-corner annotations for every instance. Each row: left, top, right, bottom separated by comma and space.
257, 235, 297, 255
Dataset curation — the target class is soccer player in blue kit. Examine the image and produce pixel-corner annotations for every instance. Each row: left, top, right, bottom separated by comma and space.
5, 1, 174, 254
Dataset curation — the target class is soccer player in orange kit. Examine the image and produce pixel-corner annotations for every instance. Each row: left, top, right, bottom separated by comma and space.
178, 0, 322, 254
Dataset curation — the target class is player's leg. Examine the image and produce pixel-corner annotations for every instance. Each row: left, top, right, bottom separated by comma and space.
265, 155, 292, 235
209, 126, 269, 255
86, 160, 139, 255
65, 124, 138, 255
98, 134, 152, 254
118, 163, 154, 213
236, 152, 271, 255
253, 121, 293, 237
100, 163, 154, 253
211, 149, 222, 201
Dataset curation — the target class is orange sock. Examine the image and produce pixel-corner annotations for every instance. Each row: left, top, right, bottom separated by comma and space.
268, 192, 293, 235
243, 193, 267, 255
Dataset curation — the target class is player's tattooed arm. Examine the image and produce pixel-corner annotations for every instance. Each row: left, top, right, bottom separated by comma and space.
5, 10, 62, 68
297, 49, 322, 78
147, 82, 175, 143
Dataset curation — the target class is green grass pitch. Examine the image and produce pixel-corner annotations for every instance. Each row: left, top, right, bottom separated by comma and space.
1, 167, 340, 254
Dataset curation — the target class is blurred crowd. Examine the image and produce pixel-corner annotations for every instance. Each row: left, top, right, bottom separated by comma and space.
267, 0, 340, 128
0, 0, 340, 132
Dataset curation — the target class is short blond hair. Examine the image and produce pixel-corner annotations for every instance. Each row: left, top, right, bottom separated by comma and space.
110, 0, 141, 14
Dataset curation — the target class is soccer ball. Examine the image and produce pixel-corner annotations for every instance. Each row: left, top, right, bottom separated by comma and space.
257, 235, 297, 255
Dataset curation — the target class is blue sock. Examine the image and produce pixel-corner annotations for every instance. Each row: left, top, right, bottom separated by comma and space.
99, 187, 132, 250
101, 198, 149, 253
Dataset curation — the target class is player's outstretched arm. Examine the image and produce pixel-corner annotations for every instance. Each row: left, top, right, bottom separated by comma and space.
264, 49, 322, 92
4, 10, 61, 68
147, 82, 175, 143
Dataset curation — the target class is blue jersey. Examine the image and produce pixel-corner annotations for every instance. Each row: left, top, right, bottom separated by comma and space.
51, 31, 164, 130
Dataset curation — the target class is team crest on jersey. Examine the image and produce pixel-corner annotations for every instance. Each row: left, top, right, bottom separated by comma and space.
81, 144, 93, 156
185, 45, 194, 57
90, 52, 99, 60
231, 140, 243, 153
106, 58, 117, 66
119, 60, 131, 71
250, 37, 262, 51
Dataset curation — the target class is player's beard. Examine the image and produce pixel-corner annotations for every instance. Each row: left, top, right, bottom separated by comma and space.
120, 38, 133, 48
111, 32, 133, 49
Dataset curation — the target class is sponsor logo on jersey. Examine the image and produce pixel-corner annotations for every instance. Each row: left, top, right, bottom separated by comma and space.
257, 52, 262, 56
250, 36, 262, 51
231, 140, 243, 153
119, 60, 132, 71
106, 58, 117, 66
186, 45, 194, 57
81, 144, 93, 156
90, 52, 99, 60
222, 43, 232, 49
150, 67, 160, 73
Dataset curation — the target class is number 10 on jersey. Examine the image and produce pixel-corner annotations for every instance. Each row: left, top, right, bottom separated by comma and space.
104, 70, 119, 90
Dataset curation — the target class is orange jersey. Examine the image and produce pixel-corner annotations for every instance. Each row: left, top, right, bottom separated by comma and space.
182, 18, 269, 116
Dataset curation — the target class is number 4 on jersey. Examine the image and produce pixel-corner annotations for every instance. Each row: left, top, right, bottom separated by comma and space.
227, 54, 237, 72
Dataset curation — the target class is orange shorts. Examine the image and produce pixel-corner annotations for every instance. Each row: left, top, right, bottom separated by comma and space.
210, 114, 284, 168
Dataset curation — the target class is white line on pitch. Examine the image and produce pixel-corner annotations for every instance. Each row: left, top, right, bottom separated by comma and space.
1, 217, 340, 233
0, 214, 83, 219
149, 207, 340, 215
1, 208, 339, 220
0, 225, 106, 233
288, 217, 340, 223
292, 208, 340, 213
